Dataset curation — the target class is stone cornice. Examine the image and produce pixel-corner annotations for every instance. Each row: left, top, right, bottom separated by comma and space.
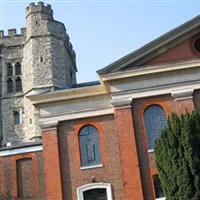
111, 97, 132, 108
171, 89, 194, 101
100, 59, 200, 82
26, 84, 107, 104
39, 120, 58, 130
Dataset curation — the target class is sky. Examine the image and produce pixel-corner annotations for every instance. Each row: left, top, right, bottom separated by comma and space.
1, 0, 200, 83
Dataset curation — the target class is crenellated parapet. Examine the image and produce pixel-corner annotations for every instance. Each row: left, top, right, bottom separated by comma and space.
0, 28, 26, 38
0, 28, 26, 47
26, 2, 53, 19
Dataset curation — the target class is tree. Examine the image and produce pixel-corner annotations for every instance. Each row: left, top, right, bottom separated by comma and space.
155, 111, 200, 200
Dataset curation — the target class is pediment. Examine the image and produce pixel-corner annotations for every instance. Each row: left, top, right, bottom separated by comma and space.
98, 16, 200, 75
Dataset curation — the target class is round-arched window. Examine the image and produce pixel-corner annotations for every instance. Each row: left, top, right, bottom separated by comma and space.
79, 125, 101, 167
144, 105, 167, 150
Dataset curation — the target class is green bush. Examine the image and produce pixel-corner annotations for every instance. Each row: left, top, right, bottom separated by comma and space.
155, 111, 200, 200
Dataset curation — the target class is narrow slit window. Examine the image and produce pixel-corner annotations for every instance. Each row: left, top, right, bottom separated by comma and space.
14, 111, 20, 125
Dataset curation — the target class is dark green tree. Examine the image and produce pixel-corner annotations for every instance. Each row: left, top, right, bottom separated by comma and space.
155, 111, 200, 200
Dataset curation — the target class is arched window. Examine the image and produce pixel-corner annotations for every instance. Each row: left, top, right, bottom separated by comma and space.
15, 77, 22, 92
14, 111, 20, 125
15, 62, 21, 75
77, 183, 112, 200
144, 105, 167, 150
7, 63, 13, 76
79, 125, 101, 167
7, 78, 13, 93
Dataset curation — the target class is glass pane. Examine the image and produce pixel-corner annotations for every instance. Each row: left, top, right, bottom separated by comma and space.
7, 79, 13, 93
16, 77, 22, 92
7, 63, 13, 76
79, 125, 101, 166
15, 62, 21, 75
14, 111, 20, 125
83, 189, 107, 200
144, 105, 167, 150
153, 175, 164, 198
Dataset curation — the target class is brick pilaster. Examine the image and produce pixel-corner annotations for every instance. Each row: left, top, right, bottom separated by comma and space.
112, 98, 144, 200
171, 89, 194, 115
41, 121, 63, 200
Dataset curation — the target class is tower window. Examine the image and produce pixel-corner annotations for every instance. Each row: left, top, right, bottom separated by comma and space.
15, 77, 22, 92
14, 111, 20, 125
144, 105, 167, 150
79, 125, 101, 167
40, 57, 43, 62
7, 63, 13, 76
15, 62, 21, 75
7, 78, 13, 93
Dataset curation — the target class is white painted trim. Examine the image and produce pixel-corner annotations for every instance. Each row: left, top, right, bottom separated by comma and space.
111, 81, 200, 100
0, 145, 43, 157
77, 182, 112, 200
148, 149, 154, 153
27, 85, 107, 104
101, 59, 200, 81
156, 197, 166, 200
80, 163, 103, 170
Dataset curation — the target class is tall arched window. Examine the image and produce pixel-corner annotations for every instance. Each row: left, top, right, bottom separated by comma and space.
79, 125, 101, 167
15, 62, 21, 75
15, 77, 22, 92
7, 63, 13, 76
7, 78, 13, 93
144, 105, 167, 150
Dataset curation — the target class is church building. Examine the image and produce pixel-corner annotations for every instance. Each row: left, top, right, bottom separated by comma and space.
0, 2, 200, 200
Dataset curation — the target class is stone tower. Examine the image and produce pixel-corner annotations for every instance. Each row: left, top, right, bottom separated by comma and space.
0, 2, 77, 146
23, 2, 77, 93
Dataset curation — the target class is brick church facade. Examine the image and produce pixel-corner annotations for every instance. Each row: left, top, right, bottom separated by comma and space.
0, 2, 200, 200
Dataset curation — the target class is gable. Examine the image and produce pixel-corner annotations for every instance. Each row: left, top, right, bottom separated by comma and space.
144, 37, 200, 66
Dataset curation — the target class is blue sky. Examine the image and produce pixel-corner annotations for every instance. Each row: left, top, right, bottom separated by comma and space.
1, 0, 200, 83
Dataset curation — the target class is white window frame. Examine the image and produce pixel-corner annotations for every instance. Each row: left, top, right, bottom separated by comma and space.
77, 182, 112, 200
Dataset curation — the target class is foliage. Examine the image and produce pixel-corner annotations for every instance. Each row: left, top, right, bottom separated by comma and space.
155, 111, 200, 200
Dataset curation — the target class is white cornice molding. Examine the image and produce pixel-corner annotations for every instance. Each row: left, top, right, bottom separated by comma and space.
171, 88, 194, 101
111, 97, 132, 108
100, 59, 200, 82
0, 145, 43, 157
26, 84, 107, 104
111, 81, 200, 101
39, 120, 58, 130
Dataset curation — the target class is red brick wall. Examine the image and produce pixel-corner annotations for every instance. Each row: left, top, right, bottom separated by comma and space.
42, 127, 63, 200
0, 151, 45, 200
145, 37, 200, 66
58, 115, 125, 200
114, 106, 144, 200
16, 158, 34, 198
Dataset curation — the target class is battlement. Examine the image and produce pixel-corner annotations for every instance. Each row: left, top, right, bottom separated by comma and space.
0, 28, 26, 38
26, 2, 53, 19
